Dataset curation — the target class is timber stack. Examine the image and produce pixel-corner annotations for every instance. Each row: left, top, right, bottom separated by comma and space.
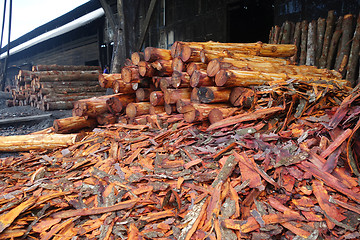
66, 40, 349, 133
1, 42, 360, 239
7, 64, 104, 111
269, 10, 360, 87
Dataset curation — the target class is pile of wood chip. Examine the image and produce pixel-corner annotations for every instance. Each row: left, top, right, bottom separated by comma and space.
0, 42, 359, 239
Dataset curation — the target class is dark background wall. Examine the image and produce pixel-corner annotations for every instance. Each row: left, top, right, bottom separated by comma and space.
274, 0, 360, 25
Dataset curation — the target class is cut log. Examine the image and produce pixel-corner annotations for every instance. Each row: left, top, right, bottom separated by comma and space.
150, 91, 165, 106
319, 10, 335, 69
191, 87, 200, 103
187, 62, 207, 76
159, 77, 172, 91
315, 18, 326, 67
32, 65, 100, 71
39, 80, 100, 89
98, 74, 122, 88
176, 99, 191, 113
42, 93, 104, 104
136, 88, 152, 102
46, 101, 75, 111
299, 20, 308, 65
306, 20, 317, 66
37, 73, 99, 82
335, 14, 354, 73
73, 95, 117, 118
215, 69, 349, 88
112, 80, 136, 94
164, 88, 192, 105
121, 66, 141, 83
144, 47, 172, 62
207, 58, 341, 79
346, 14, 360, 86
229, 87, 257, 108
172, 57, 185, 72
190, 70, 214, 88
326, 16, 343, 69
0, 114, 52, 125
196, 86, 231, 103
126, 102, 152, 118
53, 116, 98, 133
208, 108, 238, 124
182, 103, 231, 123
0, 133, 82, 152
131, 52, 145, 65
151, 60, 173, 76
175, 41, 297, 58
40, 86, 105, 95
96, 113, 117, 125
171, 71, 191, 88
180, 46, 202, 62
164, 103, 177, 115
150, 105, 166, 115
138, 61, 155, 77
131, 78, 151, 91
106, 94, 136, 114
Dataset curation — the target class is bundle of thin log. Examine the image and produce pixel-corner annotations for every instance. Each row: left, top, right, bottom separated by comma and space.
8, 65, 105, 110
62, 41, 351, 135
269, 10, 360, 87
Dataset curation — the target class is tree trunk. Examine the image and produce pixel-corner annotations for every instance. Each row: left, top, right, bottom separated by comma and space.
299, 20, 308, 65
315, 18, 326, 67
346, 14, 360, 86
306, 20, 317, 66
326, 16, 343, 69
335, 14, 354, 74
0, 133, 82, 152
319, 10, 335, 69
53, 116, 98, 133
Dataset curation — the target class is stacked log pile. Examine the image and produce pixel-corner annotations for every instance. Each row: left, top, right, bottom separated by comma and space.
269, 11, 360, 87
8, 65, 104, 110
1, 42, 360, 239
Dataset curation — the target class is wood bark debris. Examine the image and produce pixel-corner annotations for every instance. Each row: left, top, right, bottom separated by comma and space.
1, 41, 360, 239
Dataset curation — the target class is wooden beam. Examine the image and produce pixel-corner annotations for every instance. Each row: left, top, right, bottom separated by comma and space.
137, 0, 158, 51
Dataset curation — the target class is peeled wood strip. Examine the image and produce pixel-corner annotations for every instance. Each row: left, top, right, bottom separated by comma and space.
0, 134, 82, 152
53, 116, 98, 134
